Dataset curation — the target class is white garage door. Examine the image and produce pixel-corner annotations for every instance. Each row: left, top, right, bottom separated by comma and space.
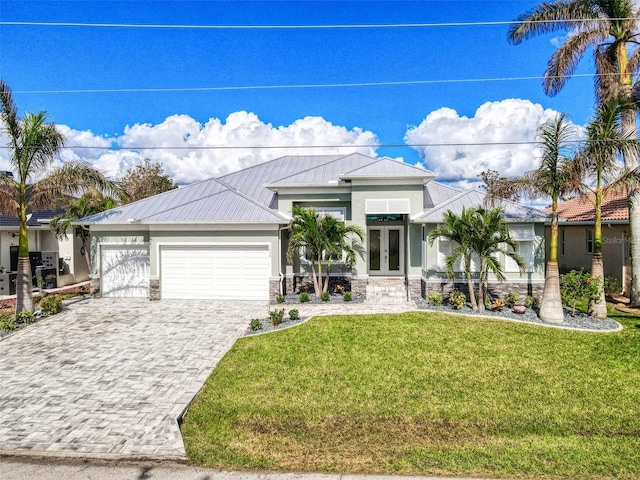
101, 246, 150, 298
160, 245, 270, 300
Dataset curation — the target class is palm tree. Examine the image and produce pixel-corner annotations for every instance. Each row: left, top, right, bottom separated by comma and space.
430, 207, 524, 312
50, 193, 120, 275
483, 113, 582, 323
0, 79, 119, 313
321, 215, 364, 293
428, 208, 479, 310
470, 207, 526, 312
287, 205, 364, 297
577, 96, 640, 318
509, 0, 640, 305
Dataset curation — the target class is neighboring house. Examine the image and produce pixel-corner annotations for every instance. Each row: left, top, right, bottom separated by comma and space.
549, 187, 630, 294
0, 208, 90, 291
79, 154, 548, 301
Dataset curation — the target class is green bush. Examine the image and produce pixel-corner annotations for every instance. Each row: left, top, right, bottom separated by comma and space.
525, 295, 540, 310
604, 276, 622, 297
560, 269, 602, 316
0, 314, 17, 332
250, 318, 263, 331
503, 292, 520, 308
275, 293, 285, 304
268, 308, 285, 326
38, 295, 62, 316
320, 291, 330, 302
299, 291, 310, 303
343, 291, 353, 302
427, 293, 444, 306
15, 310, 35, 325
288, 309, 300, 321
448, 290, 466, 310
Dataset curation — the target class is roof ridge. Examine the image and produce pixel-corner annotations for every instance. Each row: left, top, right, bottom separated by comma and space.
264, 152, 373, 184
214, 177, 291, 221
217, 154, 344, 181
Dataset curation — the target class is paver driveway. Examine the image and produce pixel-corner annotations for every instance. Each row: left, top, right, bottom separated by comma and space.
0, 298, 262, 458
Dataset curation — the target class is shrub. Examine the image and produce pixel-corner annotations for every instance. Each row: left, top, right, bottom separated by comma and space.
503, 292, 520, 308
427, 293, 444, 306
268, 308, 285, 326
288, 309, 300, 321
299, 291, 310, 303
525, 295, 540, 310
250, 318, 263, 331
604, 276, 622, 298
320, 291, 330, 302
560, 269, 602, 316
491, 299, 505, 311
38, 295, 62, 316
275, 293, 285, 304
448, 290, 466, 310
343, 291, 352, 302
0, 314, 17, 332
15, 310, 35, 325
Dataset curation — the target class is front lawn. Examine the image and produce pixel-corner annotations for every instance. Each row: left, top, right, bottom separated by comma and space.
181, 309, 640, 479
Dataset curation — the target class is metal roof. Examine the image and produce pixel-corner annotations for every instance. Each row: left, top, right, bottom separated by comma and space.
413, 189, 549, 223
79, 177, 290, 225
266, 153, 376, 187
341, 157, 435, 178
424, 181, 463, 208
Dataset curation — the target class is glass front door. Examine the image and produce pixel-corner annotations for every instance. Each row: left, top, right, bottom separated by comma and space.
368, 227, 403, 275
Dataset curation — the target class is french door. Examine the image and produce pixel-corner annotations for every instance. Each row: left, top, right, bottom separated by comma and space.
368, 227, 403, 275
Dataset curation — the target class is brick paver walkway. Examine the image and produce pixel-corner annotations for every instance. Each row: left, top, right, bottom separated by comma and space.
0, 298, 261, 458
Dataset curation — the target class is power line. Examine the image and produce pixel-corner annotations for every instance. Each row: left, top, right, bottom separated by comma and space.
12, 73, 607, 95
0, 140, 601, 151
1, 18, 636, 29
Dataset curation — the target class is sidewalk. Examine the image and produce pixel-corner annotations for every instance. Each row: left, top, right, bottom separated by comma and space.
1, 456, 494, 480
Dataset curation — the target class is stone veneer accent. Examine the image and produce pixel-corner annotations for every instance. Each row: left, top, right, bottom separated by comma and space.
90, 277, 101, 298
422, 280, 544, 301
407, 278, 422, 298
350, 278, 367, 297
269, 279, 281, 299
149, 279, 160, 301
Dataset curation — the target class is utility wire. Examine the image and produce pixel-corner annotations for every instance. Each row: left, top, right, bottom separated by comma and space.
12, 73, 609, 94
1, 18, 637, 29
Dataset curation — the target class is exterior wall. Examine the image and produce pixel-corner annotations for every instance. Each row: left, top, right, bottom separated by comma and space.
89, 228, 149, 278
351, 182, 425, 279
549, 224, 630, 290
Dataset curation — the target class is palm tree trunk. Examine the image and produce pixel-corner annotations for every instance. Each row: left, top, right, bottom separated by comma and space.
617, 73, 640, 305
310, 262, 322, 297
466, 273, 478, 310
539, 207, 565, 323
15, 212, 33, 314
539, 262, 564, 323
589, 253, 608, 319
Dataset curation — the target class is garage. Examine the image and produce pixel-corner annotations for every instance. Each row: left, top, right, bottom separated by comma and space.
101, 245, 150, 297
160, 245, 270, 300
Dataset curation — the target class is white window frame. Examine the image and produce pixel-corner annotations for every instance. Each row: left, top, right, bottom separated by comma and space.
300, 206, 348, 264
586, 228, 594, 254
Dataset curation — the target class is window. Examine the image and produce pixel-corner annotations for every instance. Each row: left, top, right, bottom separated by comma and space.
586, 229, 594, 254
316, 207, 346, 221
505, 241, 534, 272
561, 228, 565, 256
299, 206, 347, 263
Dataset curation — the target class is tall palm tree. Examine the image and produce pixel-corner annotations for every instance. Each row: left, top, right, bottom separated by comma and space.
483, 113, 582, 323
509, 0, 640, 305
287, 205, 364, 297
428, 208, 479, 310
0, 79, 119, 313
577, 95, 640, 318
50, 193, 120, 274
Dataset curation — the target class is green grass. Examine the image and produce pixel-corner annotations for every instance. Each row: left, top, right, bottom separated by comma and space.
181, 308, 640, 479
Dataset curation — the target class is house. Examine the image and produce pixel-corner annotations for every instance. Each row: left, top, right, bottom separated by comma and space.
0, 207, 90, 293
79, 154, 548, 301
549, 187, 631, 294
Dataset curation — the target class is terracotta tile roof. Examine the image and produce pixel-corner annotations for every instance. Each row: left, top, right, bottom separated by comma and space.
549, 187, 629, 222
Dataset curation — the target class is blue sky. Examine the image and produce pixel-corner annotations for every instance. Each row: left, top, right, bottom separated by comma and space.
0, 1, 603, 186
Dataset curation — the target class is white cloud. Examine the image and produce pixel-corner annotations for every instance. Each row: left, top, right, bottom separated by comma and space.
405, 99, 566, 185
52, 112, 379, 184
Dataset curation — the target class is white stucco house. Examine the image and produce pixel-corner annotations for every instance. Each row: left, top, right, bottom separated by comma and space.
79, 154, 548, 301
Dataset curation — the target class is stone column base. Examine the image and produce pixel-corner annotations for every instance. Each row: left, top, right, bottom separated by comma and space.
149, 279, 160, 301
